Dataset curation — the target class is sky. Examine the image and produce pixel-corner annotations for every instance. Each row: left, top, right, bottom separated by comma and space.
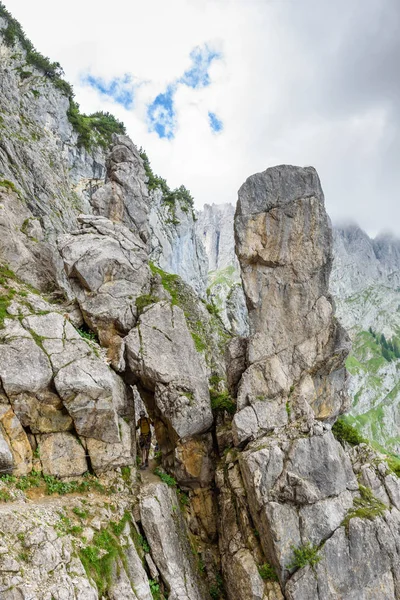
4, 0, 400, 235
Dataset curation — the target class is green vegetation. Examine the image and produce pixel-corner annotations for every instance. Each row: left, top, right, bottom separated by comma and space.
387, 455, 400, 477
367, 328, 400, 362
72, 507, 89, 519
79, 512, 131, 596
0, 2, 72, 95
0, 178, 18, 193
209, 387, 236, 415
258, 561, 279, 582
206, 302, 220, 317
286, 402, 292, 419
288, 542, 321, 570
135, 294, 160, 314
154, 468, 177, 487
120, 465, 131, 484
149, 579, 161, 600
0, 489, 12, 502
209, 573, 225, 600
332, 417, 368, 447
0, 3, 126, 151
343, 485, 386, 531
134, 531, 150, 554
1, 469, 106, 496
149, 262, 214, 353
67, 101, 126, 150
77, 324, 97, 342
139, 148, 194, 221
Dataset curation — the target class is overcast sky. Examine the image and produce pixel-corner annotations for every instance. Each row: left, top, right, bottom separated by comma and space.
5, 0, 400, 234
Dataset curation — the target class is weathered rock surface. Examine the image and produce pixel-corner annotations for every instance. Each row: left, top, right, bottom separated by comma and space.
140, 481, 209, 600
150, 188, 209, 297
233, 165, 351, 441
58, 214, 151, 342
91, 135, 150, 243
125, 301, 213, 439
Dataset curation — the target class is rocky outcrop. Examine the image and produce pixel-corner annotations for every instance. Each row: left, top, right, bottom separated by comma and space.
0, 277, 135, 477
125, 301, 213, 439
1, 7, 400, 599
90, 135, 150, 243
58, 214, 151, 350
233, 165, 350, 442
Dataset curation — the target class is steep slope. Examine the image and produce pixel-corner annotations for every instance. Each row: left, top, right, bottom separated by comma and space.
332, 225, 400, 453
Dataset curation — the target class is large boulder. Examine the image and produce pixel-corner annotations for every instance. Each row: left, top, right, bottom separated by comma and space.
38, 432, 88, 477
91, 135, 150, 243
58, 215, 151, 344
125, 301, 213, 439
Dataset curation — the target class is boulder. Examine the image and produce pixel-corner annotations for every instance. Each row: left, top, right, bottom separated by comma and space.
86, 418, 135, 474
0, 406, 32, 475
58, 215, 151, 340
125, 301, 212, 439
38, 432, 88, 477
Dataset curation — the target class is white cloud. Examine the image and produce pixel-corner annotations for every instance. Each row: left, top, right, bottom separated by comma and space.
5, 0, 400, 234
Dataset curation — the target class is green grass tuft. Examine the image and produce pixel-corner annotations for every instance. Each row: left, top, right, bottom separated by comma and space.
288, 542, 321, 570
258, 561, 279, 581
343, 485, 386, 531
154, 468, 177, 487
209, 388, 236, 415
135, 294, 160, 314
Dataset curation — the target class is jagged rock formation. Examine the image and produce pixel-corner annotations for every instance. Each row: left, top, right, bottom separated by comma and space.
0, 6, 400, 600
199, 207, 400, 453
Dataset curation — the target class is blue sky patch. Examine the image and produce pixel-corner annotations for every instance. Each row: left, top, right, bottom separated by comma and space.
147, 84, 177, 139
208, 111, 223, 133
83, 73, 135, 109
180, 44, 221, 89
147, 44, 222, 139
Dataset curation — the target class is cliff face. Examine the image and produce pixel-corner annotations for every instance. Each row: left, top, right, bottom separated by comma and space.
196, 204, 249, 336
0, 6, 400, 600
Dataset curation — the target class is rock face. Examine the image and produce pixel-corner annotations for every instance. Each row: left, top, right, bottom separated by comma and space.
125, 301, 213, 439
149, 189, 209, 297
233, 165, 350, 441
196, 203, 249, 335
330, 224, 400, 453
140, 481, 209, 600
91, 135, 150, 243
